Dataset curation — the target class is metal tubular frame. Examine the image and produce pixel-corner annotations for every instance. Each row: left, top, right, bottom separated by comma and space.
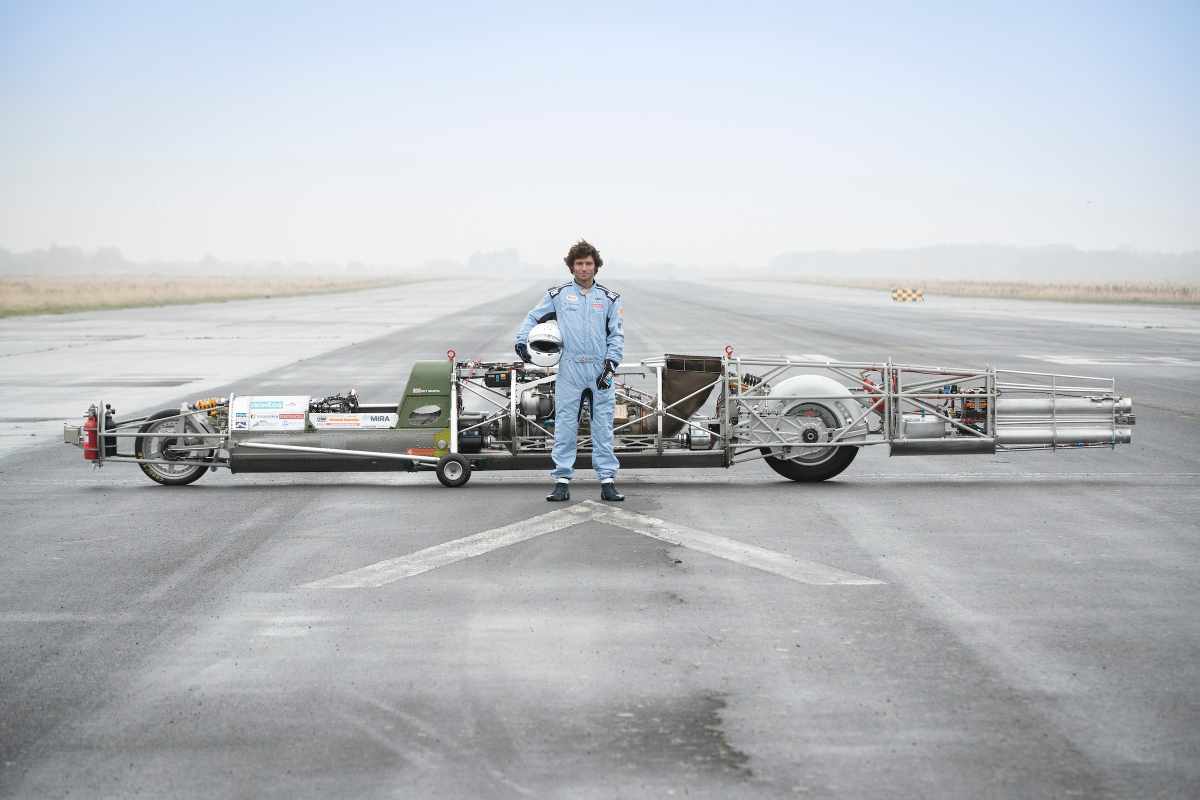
82, 399, 229, 470
68, 355, 1133, 475
451, 355, 1133, 464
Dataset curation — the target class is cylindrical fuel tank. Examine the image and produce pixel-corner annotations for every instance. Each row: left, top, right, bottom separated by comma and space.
890, 438, 997, 456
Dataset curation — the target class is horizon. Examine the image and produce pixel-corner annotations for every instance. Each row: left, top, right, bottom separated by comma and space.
2, 240, 1197, 284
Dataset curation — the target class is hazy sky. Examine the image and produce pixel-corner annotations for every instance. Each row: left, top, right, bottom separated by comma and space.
1, 1, 1196, 267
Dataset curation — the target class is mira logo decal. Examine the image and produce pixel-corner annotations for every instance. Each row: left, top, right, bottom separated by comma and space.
249, 401, 284, 409
411, 387, 442, 394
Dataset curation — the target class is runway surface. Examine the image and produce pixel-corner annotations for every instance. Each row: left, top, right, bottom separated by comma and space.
2, 279, 1198, 798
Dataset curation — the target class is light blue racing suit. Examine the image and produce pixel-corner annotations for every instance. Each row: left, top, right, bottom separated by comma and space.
515, 280, 625, 481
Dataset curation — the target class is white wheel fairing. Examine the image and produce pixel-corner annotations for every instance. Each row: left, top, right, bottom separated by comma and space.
763, 375, 864, 465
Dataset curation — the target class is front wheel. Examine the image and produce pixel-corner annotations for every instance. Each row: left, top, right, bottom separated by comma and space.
763, 446, 858, 482
436, 454, 472, 488
136, 409, 210, 486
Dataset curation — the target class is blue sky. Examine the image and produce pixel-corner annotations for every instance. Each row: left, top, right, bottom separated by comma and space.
1, 1, 1196, 267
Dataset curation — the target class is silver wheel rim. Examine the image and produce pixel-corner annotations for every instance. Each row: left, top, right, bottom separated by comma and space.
144, 419, 206, 480
777, 402, 839, 466
443, 460, 463, 481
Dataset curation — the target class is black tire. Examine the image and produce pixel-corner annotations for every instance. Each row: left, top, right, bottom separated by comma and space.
436, 454, 471, 488
759, 399, 859, 482
136, 409, 209, 486
763, 446, 858, 482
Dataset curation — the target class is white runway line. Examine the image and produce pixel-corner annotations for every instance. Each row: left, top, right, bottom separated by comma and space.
590, 503, 885, 586
303, 500, 884, 589
301, 503, 597, 588
1021, 354, 1200, 367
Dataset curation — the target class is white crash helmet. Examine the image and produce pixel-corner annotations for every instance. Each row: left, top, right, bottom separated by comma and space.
527, 320, 562, 367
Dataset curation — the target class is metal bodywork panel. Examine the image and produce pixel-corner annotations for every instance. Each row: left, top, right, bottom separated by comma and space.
229, 428, 447, 473
229, 452, 423, 473
466, 450, 727, 472
398, 360, 453, 431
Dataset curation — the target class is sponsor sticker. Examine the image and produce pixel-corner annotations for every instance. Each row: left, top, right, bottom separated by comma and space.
565, 293, 578, 302
311, 413, 398, 430
592, 302, 604, 310
231, 395, 309, 432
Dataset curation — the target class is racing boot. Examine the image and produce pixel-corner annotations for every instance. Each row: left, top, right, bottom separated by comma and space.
600, 481, 625, 502
546, 482, 571, 502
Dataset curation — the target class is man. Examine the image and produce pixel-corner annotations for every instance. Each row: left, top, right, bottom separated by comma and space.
515, 239, 625, 502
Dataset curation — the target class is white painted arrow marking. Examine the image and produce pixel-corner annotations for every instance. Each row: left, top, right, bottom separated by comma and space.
590, 504, 884, 586
302, 503, 596, 589
303, 500, 883, 589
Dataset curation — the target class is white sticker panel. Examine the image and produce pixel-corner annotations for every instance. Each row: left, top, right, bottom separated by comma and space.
231, 395, 309, 431
310, 413, 398, 430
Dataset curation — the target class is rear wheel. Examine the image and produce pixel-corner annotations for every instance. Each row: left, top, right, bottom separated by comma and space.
764, 446, 858, 482
436, 454, 472, 488
760, 400, 859, 482
136, 410, 210, 486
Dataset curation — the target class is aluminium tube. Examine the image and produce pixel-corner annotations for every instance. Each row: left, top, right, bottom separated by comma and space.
995, 397, 1133, 416
995, 426, 1132, 446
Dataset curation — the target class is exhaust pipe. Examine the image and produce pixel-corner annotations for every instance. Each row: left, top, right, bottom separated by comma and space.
996, 426, 1132, 446
995, 397, 1132, 416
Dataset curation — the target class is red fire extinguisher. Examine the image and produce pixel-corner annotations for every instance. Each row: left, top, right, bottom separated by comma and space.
82, 405, 98, 461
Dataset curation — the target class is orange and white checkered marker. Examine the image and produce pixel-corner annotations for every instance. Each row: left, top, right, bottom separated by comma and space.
890, 287, 925, 302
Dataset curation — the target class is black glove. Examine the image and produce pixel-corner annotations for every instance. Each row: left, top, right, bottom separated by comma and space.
596, 359, 618, 390
515, 342, 531, 363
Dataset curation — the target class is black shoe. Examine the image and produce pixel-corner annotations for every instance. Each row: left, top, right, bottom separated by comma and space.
546, 483, 570, 502
600, 482, 625, 502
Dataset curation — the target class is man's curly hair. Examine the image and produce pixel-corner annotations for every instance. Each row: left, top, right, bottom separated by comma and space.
564, 239, 603, 271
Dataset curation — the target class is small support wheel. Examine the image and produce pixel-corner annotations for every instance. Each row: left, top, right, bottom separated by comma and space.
436, 454, 471, 488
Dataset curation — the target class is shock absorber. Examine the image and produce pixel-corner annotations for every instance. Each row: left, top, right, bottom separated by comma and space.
739, 373, 766, 393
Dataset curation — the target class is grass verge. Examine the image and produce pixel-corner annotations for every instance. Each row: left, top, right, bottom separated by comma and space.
0, 275, 425, 317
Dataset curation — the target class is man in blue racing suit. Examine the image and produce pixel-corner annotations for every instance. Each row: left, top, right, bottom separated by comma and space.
515, 239, 625, 502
